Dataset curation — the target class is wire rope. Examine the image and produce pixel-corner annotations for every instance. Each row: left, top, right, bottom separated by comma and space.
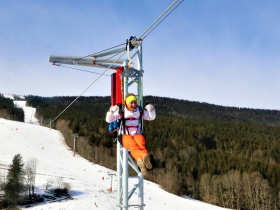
47, 50, 126, 126
53, 49, 126, 76
94, 49, 126, 66
53, 0, 183, 74
73, 43, 126, 61
139, 0, 179, 39
48, 0, 184, 125
142, 0, 184, 40
53, 64, 111, 76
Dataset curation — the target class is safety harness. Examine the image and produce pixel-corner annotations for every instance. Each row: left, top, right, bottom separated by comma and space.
117, 100, 144, 145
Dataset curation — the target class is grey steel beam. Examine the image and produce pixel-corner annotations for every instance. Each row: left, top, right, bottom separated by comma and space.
49, 55, 124, 70
49, 55, 126, 64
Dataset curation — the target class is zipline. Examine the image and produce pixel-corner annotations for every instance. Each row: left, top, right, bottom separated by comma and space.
47, 1, 184, 209
53, 49, 127, 76
142, 0, 184, 40
73, 42, 126, 61
47, 0, 184, 126
52, 64, 111, 76
48, 50, 126, 125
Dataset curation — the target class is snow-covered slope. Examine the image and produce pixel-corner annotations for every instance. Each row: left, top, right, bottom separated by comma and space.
0, 106, 230, 209
13, 101, 39, 124
2, 94, 25, 100
3, 94, 14, 100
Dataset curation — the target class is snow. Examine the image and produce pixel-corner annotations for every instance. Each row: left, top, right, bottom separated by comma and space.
0, 103, 230, 210
2, 94, 25, 100
3, 94, 14, 100
13, 101, 39, 124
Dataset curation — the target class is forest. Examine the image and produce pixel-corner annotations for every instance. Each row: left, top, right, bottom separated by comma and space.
0, 94, 24, 122
25, 95, 280, 210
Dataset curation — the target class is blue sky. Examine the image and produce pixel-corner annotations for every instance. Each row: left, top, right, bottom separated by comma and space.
1, 0, 280, 110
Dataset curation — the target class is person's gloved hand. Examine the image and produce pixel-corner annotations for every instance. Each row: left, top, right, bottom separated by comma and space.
110, 105, 119, 113
145, 104, 154, 112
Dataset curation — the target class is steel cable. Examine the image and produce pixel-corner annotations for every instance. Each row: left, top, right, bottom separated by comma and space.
54, 49, 126, 76
48, 0, 184, 125
47, 50, 126, 126
74, 43, 126, 61
53, 65, 111, 76
139, 0, 179, 39
142, 0, 184, 40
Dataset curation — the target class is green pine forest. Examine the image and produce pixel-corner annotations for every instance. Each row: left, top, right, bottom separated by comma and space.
0, 94, 24, 122
25, 95, 280, 209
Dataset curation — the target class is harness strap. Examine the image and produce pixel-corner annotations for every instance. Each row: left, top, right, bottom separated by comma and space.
126, 125, 138, 128
119, 104, 144, 135
124, 117, 138, 121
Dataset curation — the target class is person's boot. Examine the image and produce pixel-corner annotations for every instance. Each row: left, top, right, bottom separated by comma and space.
143, 154, 152, 169
137, 158, 147, 176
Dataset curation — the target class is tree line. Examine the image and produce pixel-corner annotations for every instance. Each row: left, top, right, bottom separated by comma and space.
25, 95, 280, 210
0, 94, 24, 122
0, 154, 37, 208
0, 154, 71, 208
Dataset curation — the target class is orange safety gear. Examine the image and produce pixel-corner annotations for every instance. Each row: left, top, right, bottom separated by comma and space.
122, 134, 148, 160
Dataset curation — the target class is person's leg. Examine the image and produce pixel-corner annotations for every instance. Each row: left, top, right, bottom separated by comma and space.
133, 134, 148, 155
122, 135, 146, 160
134, 134, 152, 169
122, 135, 148, 175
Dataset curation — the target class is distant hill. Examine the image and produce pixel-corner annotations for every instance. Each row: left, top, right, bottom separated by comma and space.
144, 96, 280, 125
26, 95, 280, 125
25, 95, 280, 210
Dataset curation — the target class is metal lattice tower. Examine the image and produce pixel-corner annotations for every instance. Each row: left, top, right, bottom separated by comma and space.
48, 2, 182, 209
49, 40, 145, 210
117, 41, 144, 210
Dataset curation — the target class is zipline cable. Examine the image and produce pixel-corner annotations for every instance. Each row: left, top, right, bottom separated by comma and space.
60, 0, 180, 62
47, 50, 126, 126
73, 43, 126, 61
48, 0, 184, 125
93, 49, 126, 66
142, 0, 184, 40
54, 0, 183, 74
139, 0, 179, 39
53, 64, 111, 76
54, 49, 126, 76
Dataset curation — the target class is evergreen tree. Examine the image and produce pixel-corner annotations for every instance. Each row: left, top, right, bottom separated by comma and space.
25, 95, 280, 209
4, 154, 25, 205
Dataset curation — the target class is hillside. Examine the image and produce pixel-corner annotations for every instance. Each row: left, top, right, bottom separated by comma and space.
24, 95, 280, 209
0, 101, 228, 210
0, 94, 24, 122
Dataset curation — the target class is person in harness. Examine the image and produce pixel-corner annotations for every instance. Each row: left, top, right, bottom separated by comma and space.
106, 93, 156, 176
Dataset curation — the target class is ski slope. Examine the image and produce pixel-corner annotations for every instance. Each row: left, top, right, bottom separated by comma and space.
13, 101, 39, 124
0, 104, 230, 210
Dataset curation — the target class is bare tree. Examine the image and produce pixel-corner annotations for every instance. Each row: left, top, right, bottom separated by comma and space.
185, 172, 198, 199
24, 164, 32, 197
45, 178, 54, 193
242, 171, 273, 210
56, 177, 64, 189
200, 173, 211, 202
199, 170, 273, 210
216, 176, 226, 208
24, 158, 38, 197
222, 170, 242, 209
0, 170, 3, 190
63, 182, 71, 191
